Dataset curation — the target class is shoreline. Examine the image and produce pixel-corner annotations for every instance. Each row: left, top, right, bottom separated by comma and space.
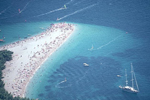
0, 22, 75, 97
23, 24, 75, 98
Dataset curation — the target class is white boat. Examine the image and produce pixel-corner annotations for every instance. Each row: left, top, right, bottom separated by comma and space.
119, 63, 139, 93
117, 75, 121, 77
83, 63, 89, 67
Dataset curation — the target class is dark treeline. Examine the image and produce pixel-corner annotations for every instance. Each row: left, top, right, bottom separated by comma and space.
0, 50, 34, 100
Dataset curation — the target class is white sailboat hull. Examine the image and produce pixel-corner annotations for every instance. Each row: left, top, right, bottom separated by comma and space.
119, 86, 138, 93
119, 63, 139, 93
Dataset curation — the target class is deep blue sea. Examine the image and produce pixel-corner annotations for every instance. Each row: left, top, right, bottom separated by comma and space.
0, 0, 150, 100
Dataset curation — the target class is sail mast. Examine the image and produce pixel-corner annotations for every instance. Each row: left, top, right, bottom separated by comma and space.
125, 69, 128, 86
131, 63, 134, 88
132, 64, 140, 92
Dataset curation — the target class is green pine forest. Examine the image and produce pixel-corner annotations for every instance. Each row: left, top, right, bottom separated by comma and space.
0, 50, 34, 100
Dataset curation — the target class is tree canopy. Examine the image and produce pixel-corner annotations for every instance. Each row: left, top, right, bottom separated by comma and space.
0, 50, 34, 100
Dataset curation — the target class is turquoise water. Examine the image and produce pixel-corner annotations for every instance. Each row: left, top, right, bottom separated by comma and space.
0, 22, 149, 100
23, 23, 147, 100
1, 0, 150, 100
0, 21, 55, 46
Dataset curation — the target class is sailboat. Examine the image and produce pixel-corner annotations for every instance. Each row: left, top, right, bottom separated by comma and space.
88, 44, 94, 51
119, 63, 139, 93
64, 5, 67, 9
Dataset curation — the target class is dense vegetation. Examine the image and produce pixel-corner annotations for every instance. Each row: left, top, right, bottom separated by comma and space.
0, 50, 34, 100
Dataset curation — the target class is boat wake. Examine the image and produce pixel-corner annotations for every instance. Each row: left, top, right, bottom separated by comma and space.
88, 34, 122, 51
73, 0, 85, 6
57, 3, 97, 21
19, 0, 32, 13
88, 44, 94, 51
97, 34, 122, 50
55, 79, 72, 89
0, 12, 19, 20
33, 7, 65, 18
65, 0, 74, 5
0, 2, 14, 15
55, 66, 91, 89
0, 1, 31, 20
76, 68, 90, 84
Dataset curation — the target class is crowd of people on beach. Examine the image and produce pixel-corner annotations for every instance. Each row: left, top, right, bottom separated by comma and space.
1, 22, 75, 97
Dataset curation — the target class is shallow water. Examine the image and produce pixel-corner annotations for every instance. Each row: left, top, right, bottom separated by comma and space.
0, 0, 150, 100
25, 23, 149, 100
